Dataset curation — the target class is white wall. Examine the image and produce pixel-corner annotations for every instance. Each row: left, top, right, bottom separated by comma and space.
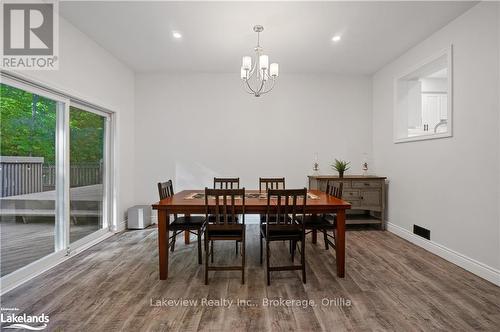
372, 2, 500, 281
13, 17, 136, 231
134, 73, 372, 205
420, 78, 447, 92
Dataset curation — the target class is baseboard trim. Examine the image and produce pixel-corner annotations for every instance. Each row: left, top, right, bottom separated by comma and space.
115, 220, 127, 232
386, 222, 500, 286
1, 231, 115, 295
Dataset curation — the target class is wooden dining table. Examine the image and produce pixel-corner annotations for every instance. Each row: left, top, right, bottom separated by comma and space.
152, 189, 351, 280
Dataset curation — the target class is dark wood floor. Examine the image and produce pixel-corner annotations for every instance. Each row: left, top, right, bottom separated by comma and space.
2, 224, 499, 331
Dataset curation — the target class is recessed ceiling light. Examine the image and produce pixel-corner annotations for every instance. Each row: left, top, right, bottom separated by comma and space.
172, 31, 182, 39
332, 35, 341, 42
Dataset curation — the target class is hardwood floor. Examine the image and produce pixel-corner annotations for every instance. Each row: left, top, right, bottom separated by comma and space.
1, 224, 499, 331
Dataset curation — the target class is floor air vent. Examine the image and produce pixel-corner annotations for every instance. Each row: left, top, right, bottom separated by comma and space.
413, 225, 430, 240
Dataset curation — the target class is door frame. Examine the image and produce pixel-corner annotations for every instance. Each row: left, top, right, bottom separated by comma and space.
0, 71, 116, 294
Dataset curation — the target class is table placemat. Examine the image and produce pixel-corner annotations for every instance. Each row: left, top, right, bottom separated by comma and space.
184, 192, 319, 200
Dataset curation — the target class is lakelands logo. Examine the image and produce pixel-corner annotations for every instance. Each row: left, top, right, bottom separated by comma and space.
0, 308, 49, 330
0, 0, 59, 70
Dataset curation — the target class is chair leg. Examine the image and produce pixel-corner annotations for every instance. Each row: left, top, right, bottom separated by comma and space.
197, 230, 202, 265
211, 241, 214, 263
235, 240, 238, 255
241, 232, 245, 284
260, 234, 263, 264
301, 239, 306, 284
204, 234, 209, 285
170, 231, 177, 252
323, 230, 328, 250
266, 240, 271, 286
291, 240, 296, 262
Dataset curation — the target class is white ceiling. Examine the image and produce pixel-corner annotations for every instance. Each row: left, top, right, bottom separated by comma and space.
60, 1, 476, 75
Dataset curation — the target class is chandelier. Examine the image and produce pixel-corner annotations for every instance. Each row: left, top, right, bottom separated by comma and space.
240, 25, 279, 97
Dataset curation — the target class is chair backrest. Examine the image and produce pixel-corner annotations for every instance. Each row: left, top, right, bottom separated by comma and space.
205, 188, 245, 229
213, 177, 240, 189
265, 188, 307, 231
158, 180, 174, 200
259, 177, 285, 192
326, 181, 343, 199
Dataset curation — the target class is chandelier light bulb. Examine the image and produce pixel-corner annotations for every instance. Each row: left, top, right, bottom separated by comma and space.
270, 63, 279, 77
240, 67, 247, 80
259, 55, 269, 70
242, 56, 252, 70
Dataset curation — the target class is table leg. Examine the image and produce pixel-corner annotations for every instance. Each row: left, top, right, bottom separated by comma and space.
311, 213, 317, 244
336, 209, 345, 278
184, 213, 191, 244
158, 209, 169, 280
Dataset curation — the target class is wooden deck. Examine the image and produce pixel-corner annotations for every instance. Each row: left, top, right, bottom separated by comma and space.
0, 184, 103, 276
0, 184, 103, 202
0, 221, 99, 276
1, 225, 499, 331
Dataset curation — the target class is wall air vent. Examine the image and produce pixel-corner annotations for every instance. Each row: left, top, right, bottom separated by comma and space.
413, 224, 431, 240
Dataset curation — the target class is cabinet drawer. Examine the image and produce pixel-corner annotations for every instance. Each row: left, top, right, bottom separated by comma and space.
330, 180, 351, 188
359, 190, 381, 206
352, 180, 382, 189
343, 190, 360, 199
318, 180, 351, 192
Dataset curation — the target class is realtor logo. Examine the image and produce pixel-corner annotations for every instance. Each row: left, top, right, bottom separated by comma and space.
1, 0, 59, 70
0, 308, 49, 330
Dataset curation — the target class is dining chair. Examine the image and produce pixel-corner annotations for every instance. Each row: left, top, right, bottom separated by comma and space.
213, 177, 241, 254
157, 180, 205, 264
260, 188, 307, 285
259, 177, 285, 192
213, 177, 240, 189
302, 181, 343, 250
259, 177, 286, 224
204, 188, 246, 285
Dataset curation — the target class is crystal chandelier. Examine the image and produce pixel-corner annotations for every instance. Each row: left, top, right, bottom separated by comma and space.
240, 25, 279, 97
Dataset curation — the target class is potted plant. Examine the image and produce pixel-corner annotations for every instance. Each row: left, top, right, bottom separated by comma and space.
331, 159, 350, 178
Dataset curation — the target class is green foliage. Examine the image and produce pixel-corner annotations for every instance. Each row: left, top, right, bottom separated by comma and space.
0, 84, 57, 162
331, 159, 351, 173
0, 84, 104, 164
69, 106, 104, 164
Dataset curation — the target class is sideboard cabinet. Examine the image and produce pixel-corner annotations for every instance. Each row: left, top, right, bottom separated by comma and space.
308, 175, 387, 229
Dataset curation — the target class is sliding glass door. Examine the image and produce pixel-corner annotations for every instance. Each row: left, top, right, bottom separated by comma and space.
69, 105, 108, 244
0, 83, 59, 277
0, 74, 113, 285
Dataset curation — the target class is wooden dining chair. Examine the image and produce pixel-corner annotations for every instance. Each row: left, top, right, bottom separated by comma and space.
302, 181, 343, 250
259, 177, 286, 223
259, 177, 285, 192
213, 177, 241, 254
157, 180, 205, 264
260, 188, 307, 285
204, 188, 246, 285
213, 177, 240, 189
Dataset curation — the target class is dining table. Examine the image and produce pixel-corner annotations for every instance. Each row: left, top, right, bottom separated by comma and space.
152, 189, 351, 280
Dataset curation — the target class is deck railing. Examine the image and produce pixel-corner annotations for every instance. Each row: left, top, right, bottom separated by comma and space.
1, 156, 103, 197
0, 156, 44, 197
43, 162, 103, 188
